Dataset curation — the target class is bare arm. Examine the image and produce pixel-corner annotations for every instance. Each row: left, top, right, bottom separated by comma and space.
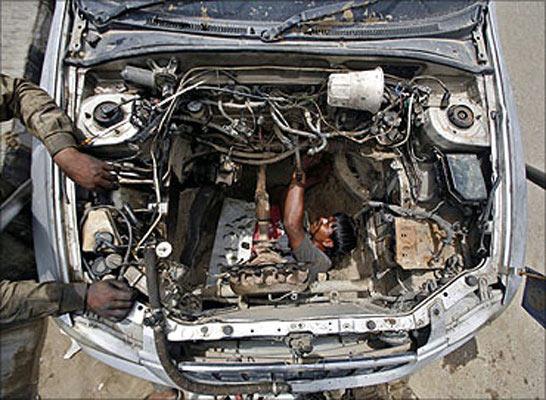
283, 171, 306, 250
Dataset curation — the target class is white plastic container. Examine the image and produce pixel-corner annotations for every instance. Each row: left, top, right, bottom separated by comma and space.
327, 67, 384, 113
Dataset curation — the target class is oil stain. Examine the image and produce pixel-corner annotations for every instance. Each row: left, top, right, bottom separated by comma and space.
442, 337, 479, 374
342, 379, 419, 399
485, 388, 500, 399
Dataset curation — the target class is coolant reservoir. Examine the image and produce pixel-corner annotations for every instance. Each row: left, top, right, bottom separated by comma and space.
327, 67, 384, 113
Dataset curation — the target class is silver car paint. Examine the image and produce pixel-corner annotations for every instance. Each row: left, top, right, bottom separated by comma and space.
32, 0, 526, 393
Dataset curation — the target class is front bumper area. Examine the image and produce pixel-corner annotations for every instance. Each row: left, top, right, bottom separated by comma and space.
57, 290, 504, 395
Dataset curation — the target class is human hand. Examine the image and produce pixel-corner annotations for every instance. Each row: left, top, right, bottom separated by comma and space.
291, 169, 306, 186
53, 147, 118, 191
86, 279, 136, 321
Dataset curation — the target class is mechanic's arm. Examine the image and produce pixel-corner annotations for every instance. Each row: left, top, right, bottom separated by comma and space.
0, 279, 135, 325
0, 74, 117, 191
283, 170, 306, 250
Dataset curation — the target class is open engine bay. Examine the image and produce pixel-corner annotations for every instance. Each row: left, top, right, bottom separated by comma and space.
67, 54, 498, 365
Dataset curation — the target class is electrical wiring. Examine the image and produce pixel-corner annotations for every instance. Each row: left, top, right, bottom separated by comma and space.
96, 65, 445, 263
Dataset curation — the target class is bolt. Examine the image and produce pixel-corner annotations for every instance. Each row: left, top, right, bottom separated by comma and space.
465, 275, 479, 287
222, 325, 234, 336
200, 326, 208, 335
366, 321, 377, 330
156, 241, 173, 259
433, 308, 441, 316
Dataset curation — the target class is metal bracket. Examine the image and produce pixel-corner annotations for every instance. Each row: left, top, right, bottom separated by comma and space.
63, 338, 82, 360
68, 13, 87, 56
143, 308, 164, 328
428, 301, 446, 341
417, 301, 447, 360
478, 277, 491, 301
472, 29, 488, 64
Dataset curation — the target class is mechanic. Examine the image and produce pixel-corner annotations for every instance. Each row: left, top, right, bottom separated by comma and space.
0, 74, 136, 398
283, 166, 357, 280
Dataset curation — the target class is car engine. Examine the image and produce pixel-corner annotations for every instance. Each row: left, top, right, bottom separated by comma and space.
73, 57, 494, 328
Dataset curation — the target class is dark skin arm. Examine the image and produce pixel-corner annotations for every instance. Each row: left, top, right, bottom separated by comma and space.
53, 147, 118, 191
86, 279, 136, 321
283, 171, 306, 251
0, 279, 135, 324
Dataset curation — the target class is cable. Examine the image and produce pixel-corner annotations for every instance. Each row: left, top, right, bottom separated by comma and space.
390, 93, 414, 148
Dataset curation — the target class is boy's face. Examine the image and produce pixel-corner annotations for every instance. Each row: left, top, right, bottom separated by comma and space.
310, 216, 335, 250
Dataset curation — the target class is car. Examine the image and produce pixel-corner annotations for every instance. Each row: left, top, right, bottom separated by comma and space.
33, 0, 526, 397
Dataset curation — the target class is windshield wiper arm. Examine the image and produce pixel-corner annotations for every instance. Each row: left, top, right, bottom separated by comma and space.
261, 0, 380, 42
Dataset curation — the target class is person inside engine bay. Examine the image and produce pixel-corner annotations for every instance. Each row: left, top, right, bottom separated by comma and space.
282, 161, 357, 280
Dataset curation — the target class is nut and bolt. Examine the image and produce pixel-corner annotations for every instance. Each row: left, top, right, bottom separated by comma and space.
222, 325, 234, 336
366, 321, 377, 330
465, 275, 479, 287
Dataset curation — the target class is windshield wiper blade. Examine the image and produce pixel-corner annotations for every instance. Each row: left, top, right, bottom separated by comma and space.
89, 0, 166, 24
261, 0, 380, 42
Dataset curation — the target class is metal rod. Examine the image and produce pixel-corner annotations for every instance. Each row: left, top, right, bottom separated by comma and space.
0, 179, 32, 233
255, 165, 270, 242
526, 164, 546, 190
178, 352, 416, 374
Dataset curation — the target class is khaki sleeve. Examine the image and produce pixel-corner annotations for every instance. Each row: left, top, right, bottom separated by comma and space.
0, 280, 88, 325
0, 73, 78, 156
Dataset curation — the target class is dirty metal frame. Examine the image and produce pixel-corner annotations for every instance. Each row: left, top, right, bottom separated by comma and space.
32, 0, 526, 393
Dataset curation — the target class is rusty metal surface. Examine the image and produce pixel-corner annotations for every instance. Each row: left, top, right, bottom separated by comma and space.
224, 164, 312, 296
228, 263, 309, 295
394, 217, 455, 270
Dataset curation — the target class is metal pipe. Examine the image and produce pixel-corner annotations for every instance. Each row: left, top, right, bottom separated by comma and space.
309, 279, 373, 294
203, 279, 374, 300
270, 109, 317, 139
255, 165, 270, 242
0, 179, 31, 233
526, 164, 546, 190
118, 178, 154, 185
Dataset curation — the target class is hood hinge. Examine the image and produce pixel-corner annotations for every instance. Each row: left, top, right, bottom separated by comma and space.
472, 8, 488, 65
